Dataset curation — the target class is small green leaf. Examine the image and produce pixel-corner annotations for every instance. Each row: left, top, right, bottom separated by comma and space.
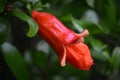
26, 3, 32, 15
12, 9, 38, 37
0, 16, 11, 45
32, 2, 43, 11
26, 19, 38, 37
1, 42, 30, 80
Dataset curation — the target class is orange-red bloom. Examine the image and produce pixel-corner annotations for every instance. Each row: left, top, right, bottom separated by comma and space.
32, 10, 93, 70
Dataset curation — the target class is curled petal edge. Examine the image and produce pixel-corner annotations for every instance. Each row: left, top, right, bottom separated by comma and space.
59, 45, 66, 67
75, 29, 89, 43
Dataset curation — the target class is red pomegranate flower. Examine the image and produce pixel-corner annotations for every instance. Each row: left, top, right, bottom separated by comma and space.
32, 10, 93, 70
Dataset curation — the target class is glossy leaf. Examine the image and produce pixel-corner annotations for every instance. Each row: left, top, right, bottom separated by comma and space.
0, 16, 11, 45
1, 42, 30, 80
12, 9, 38, 37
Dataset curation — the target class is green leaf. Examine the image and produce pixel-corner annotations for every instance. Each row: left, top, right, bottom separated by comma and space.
111, 47, 120, 68
71, 17, 83, 32
79, 21, 104, 35
0, 16, 11, 45
1, 42, 30, 80
32, 2, 43, 11
32, 2, 50, 11
26, 3, 32, 15
91, 38, 110, 61
90, 38, 107, 51
0, 0, 5, 13
12, 9, 38, 37
71, 17, 104, 34
92, 49, 110, 61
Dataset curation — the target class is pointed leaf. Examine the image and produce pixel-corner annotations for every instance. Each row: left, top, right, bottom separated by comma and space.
12, 9, 38, 37
1, 43, 30, 80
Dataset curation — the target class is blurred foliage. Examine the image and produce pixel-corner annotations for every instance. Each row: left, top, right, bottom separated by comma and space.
0, 0, 120, 80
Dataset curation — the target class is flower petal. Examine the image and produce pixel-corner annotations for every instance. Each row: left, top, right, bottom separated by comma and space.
77, 29, 89, 37
59, 45, 66, 67
75, 29, 89, 43
66, 42, 93, 70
